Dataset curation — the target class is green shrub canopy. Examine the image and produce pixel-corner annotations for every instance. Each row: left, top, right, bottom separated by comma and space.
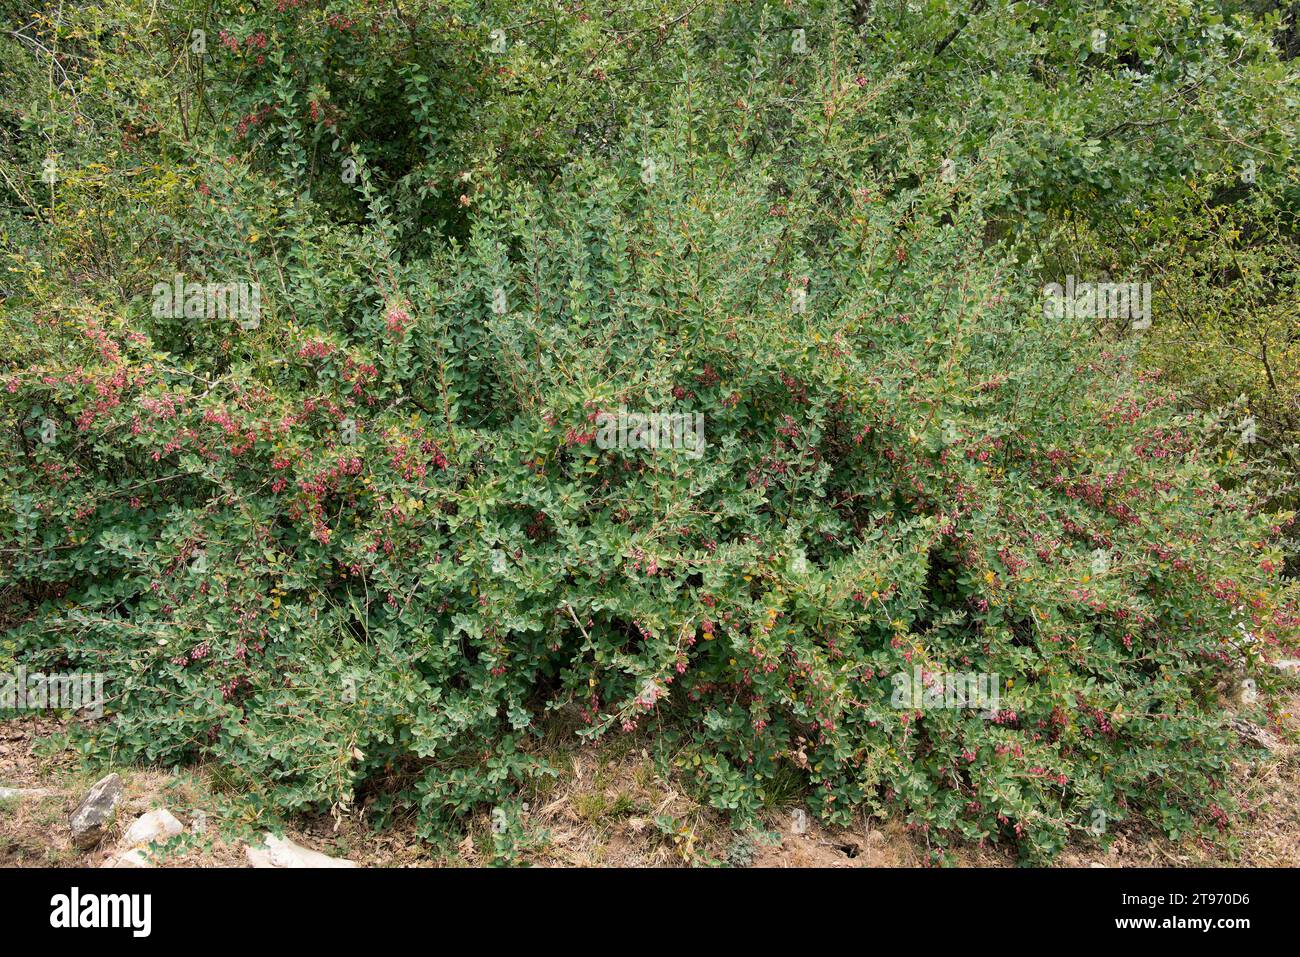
2, 0, 1297, 861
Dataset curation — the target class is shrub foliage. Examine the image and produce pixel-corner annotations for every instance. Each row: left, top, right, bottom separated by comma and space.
1, 0, 1297, 861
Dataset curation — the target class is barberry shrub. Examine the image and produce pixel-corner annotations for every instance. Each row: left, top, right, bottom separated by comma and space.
2, 0, 1296, 862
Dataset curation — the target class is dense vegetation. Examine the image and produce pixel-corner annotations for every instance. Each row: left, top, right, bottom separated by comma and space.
1, 0, 1297, 862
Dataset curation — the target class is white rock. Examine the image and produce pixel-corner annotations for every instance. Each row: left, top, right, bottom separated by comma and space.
245, 833, 356, 869
0, 786, 58, 800
1272, 659, 1300, 673
102, 848, 154, 868
123, 808, 184, 846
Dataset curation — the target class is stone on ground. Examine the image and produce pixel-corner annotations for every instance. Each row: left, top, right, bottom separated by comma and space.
0, 786, 59, 800
102, 848, 154, 868
69, 773, 124, 850
123, 808, 184, 846
245, 833, 357, 868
